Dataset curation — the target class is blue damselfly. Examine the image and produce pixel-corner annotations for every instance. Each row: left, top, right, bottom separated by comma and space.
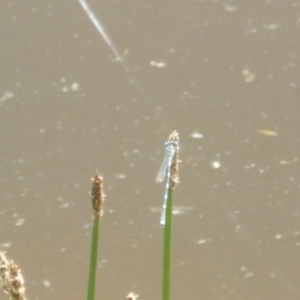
156, 141, 178, 226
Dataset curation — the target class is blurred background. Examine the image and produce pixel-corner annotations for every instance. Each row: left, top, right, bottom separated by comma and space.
1, 1, 300, 299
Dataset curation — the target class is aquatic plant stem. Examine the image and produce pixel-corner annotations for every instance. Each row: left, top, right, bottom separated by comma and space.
160, 131, 180, 300
162, 188, 174, 300
87, 172, 105, 300
87, 217, 100, 300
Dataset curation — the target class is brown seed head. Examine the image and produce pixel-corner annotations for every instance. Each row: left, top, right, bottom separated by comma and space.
90, 171, 105, 219
0, 252, 26, 300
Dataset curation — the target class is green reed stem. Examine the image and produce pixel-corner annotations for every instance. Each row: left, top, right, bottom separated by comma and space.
162, 187, 174, 300
87, 217, 100, 300
87, 172, 105, 300
161, 131, 180, 300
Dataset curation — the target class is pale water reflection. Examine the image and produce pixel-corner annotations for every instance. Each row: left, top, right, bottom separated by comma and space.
1, 1, 300, 300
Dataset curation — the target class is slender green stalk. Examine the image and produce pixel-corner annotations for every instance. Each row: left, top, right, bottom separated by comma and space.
87, 172, 105, 300
87, 217, 100, 300
162, 188, 174, 300
160, 131, 180, 300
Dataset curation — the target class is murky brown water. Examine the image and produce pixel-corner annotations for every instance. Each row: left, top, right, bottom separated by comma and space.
1, 1, 300, 299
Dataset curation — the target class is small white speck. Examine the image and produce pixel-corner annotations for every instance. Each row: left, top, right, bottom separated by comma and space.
275, 234, 283, 240
190, 132, 204, 139
126, 292, 139, 300
197, 239, 208, 245
0, 242, 12, 248
270, 271, 278, 278
83, 223, 92, 229
263, 23, 280, 30
244, 272, 254, 278
71, 82, 80, 91
257, 129, 278, 137
1, 91, 14, 102
15, 218, 25, 226
245, 163, 256, 170
240, 266, 254, 278
114, 173, 127, 179
56, 122, 62, 131
223, 4, 237, 12
59, 203, 70, 209
42, 279, 51, 287
242, 69, 255, 83
259, 168, 266, 174
245, 28, 258, 35
150, 60, 168, 68
210, 161, 221, 169
235, 225, 242, 233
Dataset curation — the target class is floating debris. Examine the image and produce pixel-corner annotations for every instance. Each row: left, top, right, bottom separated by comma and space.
242, 69, 255, 82
150, 60, 168, 68
113, 173, 127, 179
263, 23, 280, 30
279, 157, 298, 165
190, 131, 204, 139
223, 4, 237, 12
0, 91, 14, 108
210, 160, 221, 169
257, 129, 278, 137
150, 206, 194, 215
127, 292, 139, 300
196, 239, 211, 245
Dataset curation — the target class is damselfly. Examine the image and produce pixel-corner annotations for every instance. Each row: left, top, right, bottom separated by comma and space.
156, 141, 178, 227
